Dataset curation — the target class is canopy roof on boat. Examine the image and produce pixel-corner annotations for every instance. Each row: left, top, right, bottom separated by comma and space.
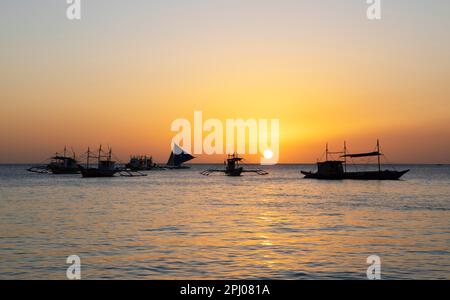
341, 151, 382, 158
229, 157, 243, 161
227, 154, 243, 161
51, 156, 76, 161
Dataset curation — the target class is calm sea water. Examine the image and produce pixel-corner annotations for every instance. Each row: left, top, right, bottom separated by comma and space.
0, 164, 449, 280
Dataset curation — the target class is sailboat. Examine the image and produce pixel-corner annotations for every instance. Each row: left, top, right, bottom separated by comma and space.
301, 140, 409, 180
79, 146, 118, 178
165, 144, 195, 169
27, 146, 80, 174
201, 154, 268, 176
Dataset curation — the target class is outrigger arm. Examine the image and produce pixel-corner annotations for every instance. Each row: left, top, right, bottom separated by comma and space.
200, 169, 226, 176
242, 169, 269, 175
200, 169, 268, 176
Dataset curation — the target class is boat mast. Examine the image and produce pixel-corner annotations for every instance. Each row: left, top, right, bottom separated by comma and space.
377, 139, 381, 172
98, 145, 102, 165
344, 141, 347, 173
326, 143, 329, 161
87, 147, 90, 169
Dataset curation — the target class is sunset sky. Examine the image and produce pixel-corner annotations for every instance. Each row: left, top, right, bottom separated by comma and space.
0, 0, 449, 163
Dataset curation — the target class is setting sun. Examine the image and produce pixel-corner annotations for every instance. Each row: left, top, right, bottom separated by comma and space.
263, 149, 274, 160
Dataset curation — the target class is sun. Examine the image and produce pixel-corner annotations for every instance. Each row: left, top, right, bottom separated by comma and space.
263, 149, 273, 160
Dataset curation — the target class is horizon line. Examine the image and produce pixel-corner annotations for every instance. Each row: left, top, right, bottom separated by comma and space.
1, 162, 449, 166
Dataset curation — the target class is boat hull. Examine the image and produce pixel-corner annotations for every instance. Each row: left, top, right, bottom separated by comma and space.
225, 167, 243, 177
165, 165, 191, 170
80, 167, 117, 178
50, 167, 81, 174
301, 170, 409, 180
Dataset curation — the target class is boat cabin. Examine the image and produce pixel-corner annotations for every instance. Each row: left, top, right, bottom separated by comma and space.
317, 161, 344, 178
99, 160, 116, 170
49, 156, 78, 169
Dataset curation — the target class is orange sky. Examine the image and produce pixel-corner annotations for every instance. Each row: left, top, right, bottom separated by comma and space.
0, 1, 449, 163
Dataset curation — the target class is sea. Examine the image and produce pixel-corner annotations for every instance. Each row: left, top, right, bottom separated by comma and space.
0, 164, 449, 280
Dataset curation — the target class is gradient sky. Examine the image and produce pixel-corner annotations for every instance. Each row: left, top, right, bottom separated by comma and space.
0, 0, 449, 163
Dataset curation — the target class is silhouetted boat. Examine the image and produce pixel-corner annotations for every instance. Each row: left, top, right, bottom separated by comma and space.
27, 147, 80, 174
165, 144, 195, 169
201, 154, 268, 176
223, 154, 244, 176
126, 155, 163, 171
79, 146, 118, 178
301, 140, 409, 180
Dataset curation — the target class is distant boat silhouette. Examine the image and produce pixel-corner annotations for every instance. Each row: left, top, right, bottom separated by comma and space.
201, 153, 268, 176
126, 155, 164, 171
165, 144, 195, 169
301, 140, 409, 180
79, 146, 118, 178
27, 146, 80, 174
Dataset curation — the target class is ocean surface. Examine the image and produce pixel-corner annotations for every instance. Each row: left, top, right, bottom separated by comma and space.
0, 164, 449, 280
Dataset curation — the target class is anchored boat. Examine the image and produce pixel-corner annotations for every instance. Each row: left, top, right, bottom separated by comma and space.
201, 154, 268, 176
301, 140, 409, 180
79, 146, 118, 178
126, 155, 163, 171
78, 146, 148, 178
27, 147, 80, 174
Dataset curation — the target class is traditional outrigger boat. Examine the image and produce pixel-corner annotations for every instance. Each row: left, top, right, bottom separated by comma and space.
301, 140, 409, 180
201, 154, 268, 177
27, 147, 80, 174
79, 146, 118, 178
165, 144, 195, 169
79, 146, 147, 178
126, 155, 164, 171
